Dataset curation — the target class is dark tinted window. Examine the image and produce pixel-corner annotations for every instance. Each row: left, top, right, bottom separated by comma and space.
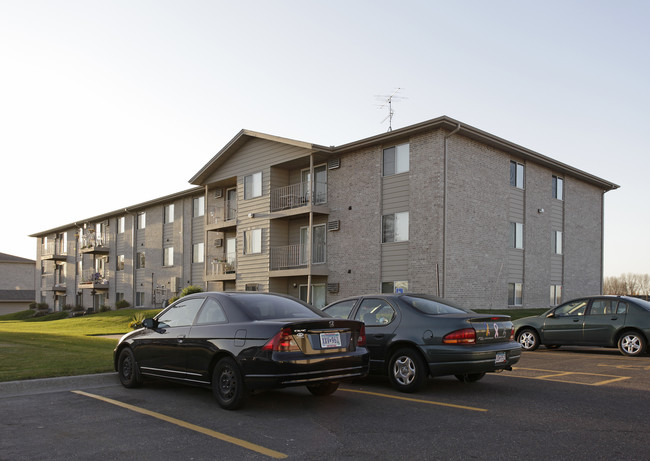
232, 294, 321, 320
158, 297, 205, 327
195, 297, 227, 324
401, 295, 470, 315
355, 298, 396, 326
324, 300, 356, 319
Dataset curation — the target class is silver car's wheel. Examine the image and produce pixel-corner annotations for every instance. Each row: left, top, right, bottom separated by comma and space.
618, 332, 646, 357
388, 348, 427, 393
517, 329, 539, 351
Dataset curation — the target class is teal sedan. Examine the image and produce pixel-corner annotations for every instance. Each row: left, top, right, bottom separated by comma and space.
514, 296, 650, 356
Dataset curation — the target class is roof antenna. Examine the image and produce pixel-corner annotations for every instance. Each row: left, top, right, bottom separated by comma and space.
376, 88, 406, 132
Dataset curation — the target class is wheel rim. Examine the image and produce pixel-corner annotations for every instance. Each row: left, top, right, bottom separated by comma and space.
219, 366, 236, 400
519, 332, 536, 350
393, 356, 416, 385
621, 335, 641, 354
121, 355, 133, 380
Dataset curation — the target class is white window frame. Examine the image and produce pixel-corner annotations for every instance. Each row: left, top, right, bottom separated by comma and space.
137, 212, 146, 229
244, 172, 262, 200
553, 231, 563, 254
118, 216, 125, 233
383, 143, 409, 176
510, 161, 525, 189
510, 222, 524, 249
192, 242, 205, 263
550, 285, 562, 306
553, 175, 564, 200
164, 247, 174, 267
508, 282, 523, 306
165, 204, 175, 223
193, 196, 204, 218
244, 229, 262, 255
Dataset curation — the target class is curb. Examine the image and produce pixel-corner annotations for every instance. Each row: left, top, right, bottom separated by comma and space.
0, 373, 120, 397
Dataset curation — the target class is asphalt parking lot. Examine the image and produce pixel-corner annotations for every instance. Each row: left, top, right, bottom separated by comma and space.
1, 347, 649, 460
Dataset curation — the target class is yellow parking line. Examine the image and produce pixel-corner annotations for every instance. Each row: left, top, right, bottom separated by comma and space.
506, 367, 631, 386
340, 388, 487, 412
71, 390, 287, 459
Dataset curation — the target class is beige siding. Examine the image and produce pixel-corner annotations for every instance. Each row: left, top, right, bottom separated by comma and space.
382, 173, 409, 214
382, 242, 409, 280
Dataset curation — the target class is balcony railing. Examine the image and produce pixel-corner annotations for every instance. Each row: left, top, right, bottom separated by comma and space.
270, 181, 327, 212
270, 244, 326, 270
42, 240, 67, 257
207, 200, 237, 226
80, 269, 110, 285
80, 230, 110, 251
210, 255, 237, 276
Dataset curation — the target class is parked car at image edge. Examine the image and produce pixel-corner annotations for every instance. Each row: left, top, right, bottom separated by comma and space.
114, 292, 369, 410
514, 295, 650, 356
322, 293, 521, 392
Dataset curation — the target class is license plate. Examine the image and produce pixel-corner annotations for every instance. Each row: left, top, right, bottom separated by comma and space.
320, 332, 342, 348
495, 352, 506, 364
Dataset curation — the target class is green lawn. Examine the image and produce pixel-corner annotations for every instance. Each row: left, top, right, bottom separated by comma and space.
0, 309, 160, 383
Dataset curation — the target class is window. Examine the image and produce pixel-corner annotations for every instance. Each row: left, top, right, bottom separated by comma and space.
164, 247, 174, 266
299, 284, 326, 309
136, 252, 145, 269
354, 298, 396, 326
550, 285, 562, 306
553, 231, 563, 254
137, 212, 146, 229
555, 299, 587, 316
244, 172, 262, 199
510, 161, 524, 189
118, 216, 125, 233
324, 299, 357, 318
193, 196, 204, 217
192, 242, 204, 263
165, 204, 175, 223
381, 281, 408, 294
508, 283, 523, 306
552, 175, 564, 200
116, 292, 124, 303
159, 297, 205, 327
195, 297, 227, 324
116, 255, 125, 271
382, 212, 409, 243
135, 292, 145, 307
383, 143, 409, 176
510, 222, 524, 249
244, 229, 262, 254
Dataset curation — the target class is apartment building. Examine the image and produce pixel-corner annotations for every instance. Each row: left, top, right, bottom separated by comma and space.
31, 116, 618, 311
0, 252, 36, 314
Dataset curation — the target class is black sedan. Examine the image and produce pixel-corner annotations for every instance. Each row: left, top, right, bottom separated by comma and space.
114, 292, 369, 409
322, 294, 521, 392
514, 295, 650, 356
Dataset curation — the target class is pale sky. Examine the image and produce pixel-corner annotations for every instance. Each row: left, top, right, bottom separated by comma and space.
1, 0, 648, 276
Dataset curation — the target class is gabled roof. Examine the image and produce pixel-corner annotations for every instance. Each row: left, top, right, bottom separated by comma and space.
191, 116, 619, 191
189, 129, 331, 185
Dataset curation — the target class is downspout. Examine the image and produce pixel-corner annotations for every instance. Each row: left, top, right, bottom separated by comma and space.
443, 123, 461, 298
307, 154, 314, 303
600, 190, 605, 294
124, 208, 136, 305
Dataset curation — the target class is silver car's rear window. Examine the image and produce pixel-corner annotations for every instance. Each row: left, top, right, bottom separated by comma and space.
401, 295, 470, 315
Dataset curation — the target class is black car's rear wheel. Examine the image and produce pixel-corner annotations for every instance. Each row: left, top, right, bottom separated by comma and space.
455, 372, 486, 383
388, 348, 428, 393
118, 348, 143, 388
212, 357, 247, 410
306, 382, 339, 396
517, 328, 540, 351
618, 331, 647, 357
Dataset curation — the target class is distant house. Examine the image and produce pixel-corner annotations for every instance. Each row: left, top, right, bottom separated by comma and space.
0, 252, 36, 315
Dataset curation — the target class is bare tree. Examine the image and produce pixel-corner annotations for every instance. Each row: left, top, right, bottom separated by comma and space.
604, 273, 650, 298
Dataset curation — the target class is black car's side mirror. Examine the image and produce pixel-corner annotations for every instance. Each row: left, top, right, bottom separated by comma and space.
142, 318, 158, 329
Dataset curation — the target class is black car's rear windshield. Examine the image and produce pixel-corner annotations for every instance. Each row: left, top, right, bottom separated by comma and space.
401, 295, 471, 315
231, 294, 322, 320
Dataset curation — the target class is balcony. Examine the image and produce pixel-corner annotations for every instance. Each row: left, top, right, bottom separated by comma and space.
41, 241, 67, 261
79, 269, 110, 290
269, 244, 328, 277
80, 231, 110, 255
270, 181, 329, 218
206, 255, 237, 281
207, 200, 237, 231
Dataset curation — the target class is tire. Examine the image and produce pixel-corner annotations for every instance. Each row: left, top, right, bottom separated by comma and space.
306, 382, 339, 396
617, 331, 647, 357
545, 345, 561, 349
212, 357, 247, 410
118, 348, 143, 388
455, 372, 486, 383
517, 328, 540, 351
388, 348, 428, 393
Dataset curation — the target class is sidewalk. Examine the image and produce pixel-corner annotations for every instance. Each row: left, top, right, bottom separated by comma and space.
0, 372, 119, 397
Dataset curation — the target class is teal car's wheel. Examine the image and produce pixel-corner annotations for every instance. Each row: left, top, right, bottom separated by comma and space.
517, 328, 539, 351
618, 331, 647, 357
388, 348, 428, 393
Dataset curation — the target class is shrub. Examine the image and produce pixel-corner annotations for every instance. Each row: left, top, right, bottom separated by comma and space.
37, 302, 49, 311
62, 304, 73, 311
115, 299, 131, 309
129, 312, 146, 330
99, 305, 111, 312
72, 305, 85, 312
168, 285, 203, 305
29, 302, 38, 310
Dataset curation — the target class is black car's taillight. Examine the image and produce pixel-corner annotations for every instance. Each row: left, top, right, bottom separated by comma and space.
262, 327, 300, 352
443, 328, 476, 344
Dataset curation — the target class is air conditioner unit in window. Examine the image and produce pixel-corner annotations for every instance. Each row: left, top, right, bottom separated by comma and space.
328, 158, 341, 170
327, 283, 339, 293
214, 238, 223, 247
214, 189, 223, 199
